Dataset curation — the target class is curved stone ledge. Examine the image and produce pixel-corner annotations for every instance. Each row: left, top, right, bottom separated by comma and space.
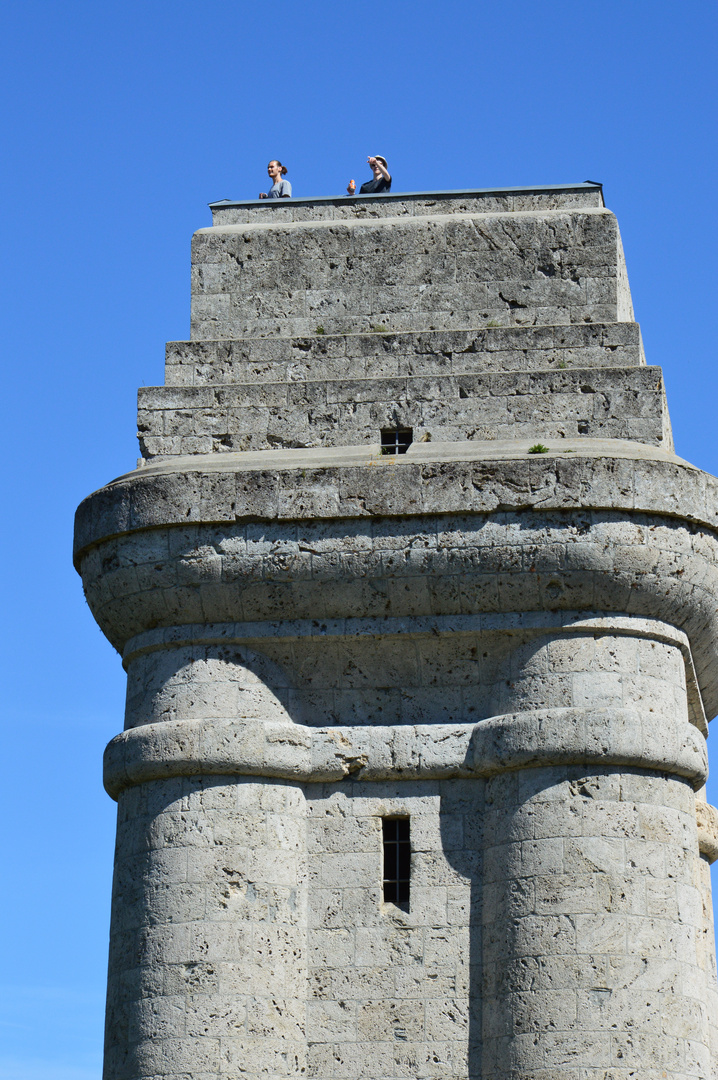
74, 445, 718, 561
76, 495, 718, 716
470, 708, 707, 787
103, 718, 475, 798
103, 707, 707, 799
696, 801, 718, 862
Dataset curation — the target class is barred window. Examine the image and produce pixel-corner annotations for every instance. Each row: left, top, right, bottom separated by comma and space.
380, 427, 413, 455
382, 817, 410, 907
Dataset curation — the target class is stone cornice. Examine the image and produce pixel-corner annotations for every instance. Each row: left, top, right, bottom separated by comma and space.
74, 443, 717, 563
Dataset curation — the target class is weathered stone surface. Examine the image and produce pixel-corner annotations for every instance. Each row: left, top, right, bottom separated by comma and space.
76, 188, 718, 1080
76, 489, 718, 718
165, 323, 645, 387
208, 182, 604, 227
104, 703, 708, 800
138, 366, 670, 457
697, 799, 718, 863
191, 208, 632, 339
76, 442, 717, 544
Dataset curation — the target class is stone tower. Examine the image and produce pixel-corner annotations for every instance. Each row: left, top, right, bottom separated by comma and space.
75, 182, 718, 1080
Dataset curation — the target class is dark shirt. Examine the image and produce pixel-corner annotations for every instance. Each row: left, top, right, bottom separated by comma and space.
359, 175, 392, 194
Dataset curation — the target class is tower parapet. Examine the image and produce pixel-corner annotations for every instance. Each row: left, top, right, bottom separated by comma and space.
76, 183, 718, 1080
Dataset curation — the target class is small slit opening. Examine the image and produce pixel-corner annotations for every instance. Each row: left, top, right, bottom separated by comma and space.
382, 816, 410, 910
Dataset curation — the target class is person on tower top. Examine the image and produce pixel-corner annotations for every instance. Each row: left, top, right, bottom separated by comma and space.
259, 160, 292, 199
347, 155, 391, 195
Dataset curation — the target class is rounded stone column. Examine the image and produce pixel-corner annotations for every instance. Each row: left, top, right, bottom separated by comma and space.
474, 631, 712, 1079
695, 791, 718, 1068
103, 643, 308, 1080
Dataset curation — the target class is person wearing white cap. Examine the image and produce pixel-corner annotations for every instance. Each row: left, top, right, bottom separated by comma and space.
347, 155, 392, 195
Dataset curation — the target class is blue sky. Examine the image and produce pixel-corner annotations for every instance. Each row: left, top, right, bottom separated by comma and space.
1, 1, 716, 1074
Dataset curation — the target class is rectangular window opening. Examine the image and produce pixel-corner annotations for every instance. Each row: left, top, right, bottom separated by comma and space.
380, 427, 413, 455
382, 816, 410, 909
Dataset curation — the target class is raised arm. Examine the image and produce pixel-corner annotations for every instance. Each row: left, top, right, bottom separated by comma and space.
369, 156, 391, 182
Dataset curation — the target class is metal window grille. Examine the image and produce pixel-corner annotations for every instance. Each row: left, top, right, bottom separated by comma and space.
380, 427, 413, 455
382, 817, 410, 906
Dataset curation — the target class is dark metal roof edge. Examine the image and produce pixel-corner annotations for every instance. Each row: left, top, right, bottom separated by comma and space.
208, 181, 604, 210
